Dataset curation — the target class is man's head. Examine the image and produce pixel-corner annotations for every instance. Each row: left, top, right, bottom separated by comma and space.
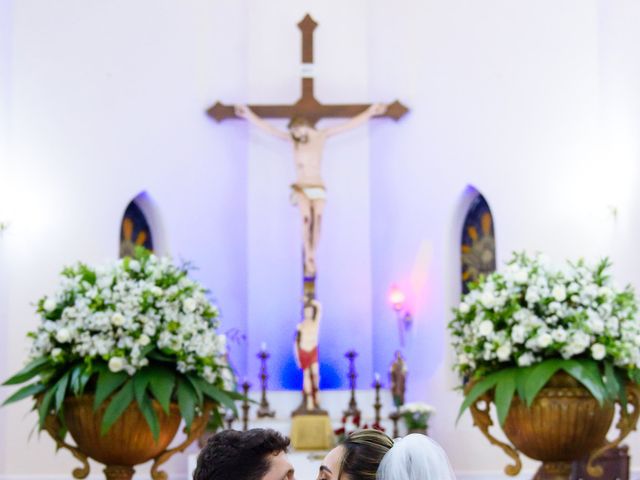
303, 301, 318, 321
194, 429, 294, 480
287, 116, 314, 143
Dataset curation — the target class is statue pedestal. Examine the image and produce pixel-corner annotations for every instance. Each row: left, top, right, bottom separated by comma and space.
290, 414, 334, 450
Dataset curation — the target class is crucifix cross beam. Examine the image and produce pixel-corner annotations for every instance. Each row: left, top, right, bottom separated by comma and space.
207, 14, 409, 125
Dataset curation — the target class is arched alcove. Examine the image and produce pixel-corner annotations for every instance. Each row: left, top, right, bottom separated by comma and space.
460, 187, 496, 295
119, 192, 167, 257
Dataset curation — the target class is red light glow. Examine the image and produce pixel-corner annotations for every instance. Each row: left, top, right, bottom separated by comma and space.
389, 286, 405, 310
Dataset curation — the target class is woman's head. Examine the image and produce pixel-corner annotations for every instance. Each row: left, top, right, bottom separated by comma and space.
377, 434, 456, 480
317, 429, 394, 480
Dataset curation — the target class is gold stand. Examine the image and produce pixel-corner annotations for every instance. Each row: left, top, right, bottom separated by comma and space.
293, 271, 334, 450
304, 276, 316, 300
290, 414, 334, 450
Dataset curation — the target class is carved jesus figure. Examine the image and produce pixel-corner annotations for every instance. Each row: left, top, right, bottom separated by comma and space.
294, 298, 322, 411
235, 103, 387, 278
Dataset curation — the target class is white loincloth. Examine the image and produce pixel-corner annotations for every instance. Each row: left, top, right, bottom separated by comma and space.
302, 187, 326, 200
290, 184, 326, 204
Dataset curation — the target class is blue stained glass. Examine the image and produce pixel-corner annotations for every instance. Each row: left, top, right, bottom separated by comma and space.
461, 194, 496, 295
120, 200, 153, 257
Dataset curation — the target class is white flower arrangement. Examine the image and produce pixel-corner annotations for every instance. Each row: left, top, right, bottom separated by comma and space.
450, 252, 640, 426
29, 254, 228, 381
399, 402, 435, 431
3, 249, 239, 439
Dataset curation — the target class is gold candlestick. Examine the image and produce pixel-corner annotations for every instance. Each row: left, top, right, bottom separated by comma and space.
343, 350, 361, 419
241, 380, 251, 431
224, 408, 236, 430
257, 349, 275, 418
373, 374, 382, 427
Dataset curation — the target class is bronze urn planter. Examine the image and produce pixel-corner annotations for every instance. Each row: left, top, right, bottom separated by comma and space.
43, 395, 211, 480
0, 252, 236, 480
469, 372, 640, 480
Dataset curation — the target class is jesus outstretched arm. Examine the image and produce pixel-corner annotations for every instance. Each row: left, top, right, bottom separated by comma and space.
234, 105, 291, 141
322, 103, 387, 137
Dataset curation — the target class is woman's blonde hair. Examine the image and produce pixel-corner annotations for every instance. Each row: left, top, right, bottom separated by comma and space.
338, 429, 394, 479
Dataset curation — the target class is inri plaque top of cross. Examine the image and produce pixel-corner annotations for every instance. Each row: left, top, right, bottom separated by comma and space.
207, 14, 409, 125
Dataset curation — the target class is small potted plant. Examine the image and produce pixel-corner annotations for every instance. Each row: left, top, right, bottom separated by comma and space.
399, 402, 434, 435
2, 248, 240, 480
450, 252, 640, 479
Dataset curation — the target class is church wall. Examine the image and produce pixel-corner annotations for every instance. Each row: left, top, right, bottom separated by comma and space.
0, 0, 249, 476
596, 2, 640, 466
0, 0, 13, 472
3, 0, 640, 477
366, 0, 635, 474
597, 0, 640, 288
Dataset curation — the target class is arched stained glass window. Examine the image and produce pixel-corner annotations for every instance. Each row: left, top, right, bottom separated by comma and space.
119, 195, 154, 258
461, 193, 496, 295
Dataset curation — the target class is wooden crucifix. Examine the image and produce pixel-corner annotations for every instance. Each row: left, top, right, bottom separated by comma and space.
207, 14, 408, 300
207, 14, 408, 124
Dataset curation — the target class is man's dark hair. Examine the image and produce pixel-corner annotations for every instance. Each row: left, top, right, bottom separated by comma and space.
303, 300, 318, 319
193, 428, 290, 480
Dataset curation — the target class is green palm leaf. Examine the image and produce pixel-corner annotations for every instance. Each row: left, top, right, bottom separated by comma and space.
177, 378, 196, 430
101, 380, 134, 436
2, 382, 46, 406
137, 392, 160, 442
148, 367, 175, 414
94, 369, 128, 410
561, 360, 606, 406
457, 372, 502, 423
524, 359, 564, 406
494, 370, 517, 426
3, 357, 50, 386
